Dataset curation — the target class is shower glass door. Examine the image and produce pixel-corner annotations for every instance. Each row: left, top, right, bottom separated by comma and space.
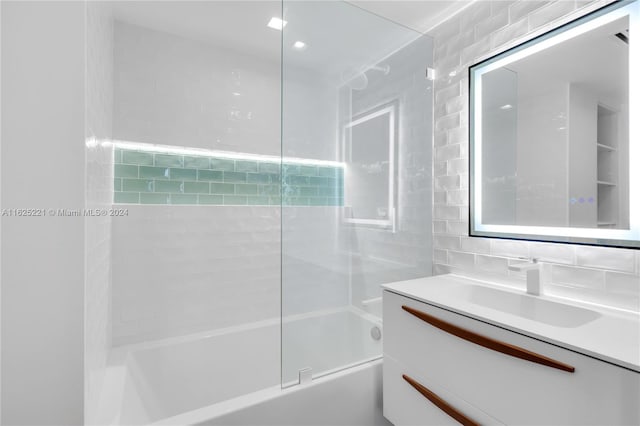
281, 1, 434, 386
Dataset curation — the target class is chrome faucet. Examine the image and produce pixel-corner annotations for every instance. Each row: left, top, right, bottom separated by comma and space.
508, 258, 541, 296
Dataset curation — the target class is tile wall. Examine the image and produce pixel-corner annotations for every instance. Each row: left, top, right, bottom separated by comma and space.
111, 15, 349, 344
429, 0, 639, 311
345, 34, 434, 308
113, 148, 344, 206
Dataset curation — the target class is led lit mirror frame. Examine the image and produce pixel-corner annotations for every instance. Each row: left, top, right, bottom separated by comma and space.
342, 102, 398, 230
469, 0, 639, 249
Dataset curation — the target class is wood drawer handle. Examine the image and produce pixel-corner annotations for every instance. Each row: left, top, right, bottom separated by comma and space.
402, 305, 575, 373
403, 374, 480, 426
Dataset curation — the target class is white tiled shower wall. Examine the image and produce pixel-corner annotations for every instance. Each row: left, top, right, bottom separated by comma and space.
346, 34, 434, 307
85, 2, 113, 421
429, 0, 640, 311
111, 21, 345, 344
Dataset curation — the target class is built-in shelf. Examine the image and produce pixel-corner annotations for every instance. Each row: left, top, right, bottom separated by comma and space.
596, 103, 620, 229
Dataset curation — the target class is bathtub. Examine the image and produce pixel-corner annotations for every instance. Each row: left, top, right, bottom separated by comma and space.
96, 308, 388, 425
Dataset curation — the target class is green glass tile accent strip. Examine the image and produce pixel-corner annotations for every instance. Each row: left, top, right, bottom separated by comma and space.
114, 148, 344, 206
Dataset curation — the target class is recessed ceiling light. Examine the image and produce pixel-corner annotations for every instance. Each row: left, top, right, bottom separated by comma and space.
293, 41, 306, 50
499, 104, 513, 110
267, 17, 287, 31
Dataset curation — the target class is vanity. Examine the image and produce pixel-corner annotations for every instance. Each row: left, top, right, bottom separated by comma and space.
382, 274, 640, 425
381, 2, 640, 423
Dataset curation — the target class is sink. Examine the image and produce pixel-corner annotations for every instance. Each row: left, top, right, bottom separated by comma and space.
453, 284, 601, 328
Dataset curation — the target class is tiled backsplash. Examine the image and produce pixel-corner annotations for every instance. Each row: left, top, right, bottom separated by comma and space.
430, 0, 640, 312
114, 148, 344, 206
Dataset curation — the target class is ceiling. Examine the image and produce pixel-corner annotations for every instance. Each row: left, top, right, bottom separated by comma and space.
109, 1, 473, 80
110, 1, 283, 62
347, 0, 476, 33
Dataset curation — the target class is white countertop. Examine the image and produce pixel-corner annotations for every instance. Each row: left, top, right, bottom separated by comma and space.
382, 274, 640, 373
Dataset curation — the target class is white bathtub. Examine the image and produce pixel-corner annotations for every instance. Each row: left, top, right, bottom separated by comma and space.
96, 308, 388, 425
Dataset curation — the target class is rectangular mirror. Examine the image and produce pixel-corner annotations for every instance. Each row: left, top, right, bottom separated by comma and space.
470, 0, 639, 248
342, 102, 398, 229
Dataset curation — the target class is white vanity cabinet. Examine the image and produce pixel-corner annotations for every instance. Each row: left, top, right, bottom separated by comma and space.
383, 289, 640, 426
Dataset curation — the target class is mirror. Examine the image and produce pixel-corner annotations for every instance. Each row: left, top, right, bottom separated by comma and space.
343, 102, 397, 229
470, 0, 639, 248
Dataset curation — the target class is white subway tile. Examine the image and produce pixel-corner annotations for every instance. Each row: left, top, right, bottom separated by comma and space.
439, 29, 476, 60
447, 220, 469, 235
460, 1, 492, 30
491, 0, 517, 16
509, 1, 551, 23
445, 95, 466, 115
435, 144, 461, 163
434, 235, 462, 250
460, 207, 470, 223
435, 112, 461, 132
434, 191, 447, 205
446, 189, 469, 206
490, 17, 530, 49
439, 53, 462, 75
460, 35, 493, 65
459, 141, 469, 158
448, 127, 468, 146
528, 1, 576, 28
476, 7, 509, 40
434, 205, 461, 221
435, 82, 460, 104
476, 254, 509, 274
434, 130, 447, 147
459, 173, 469, 190
433, 220, 447, 234
434, 161, 448, 177
490, 239, 530, 258
605, 271, 640, 297
435, 175, 461, 191
434, 248, 448, 263
530, 242, 575, 265
433, 263, 453, 276
575, 246, 636, 273
449, 250, 476, 269
551, 265, 605, 289
448, 158, 468, 175
461, 236, 491, 254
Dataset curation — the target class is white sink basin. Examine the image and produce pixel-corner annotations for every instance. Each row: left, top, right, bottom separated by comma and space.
453, 283, 601, 328
382, 274, 640, 372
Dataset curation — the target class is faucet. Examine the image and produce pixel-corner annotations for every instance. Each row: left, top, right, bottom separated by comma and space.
508, 258, 542, 296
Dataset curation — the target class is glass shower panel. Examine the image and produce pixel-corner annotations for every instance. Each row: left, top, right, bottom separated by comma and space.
281, 1, 433, 386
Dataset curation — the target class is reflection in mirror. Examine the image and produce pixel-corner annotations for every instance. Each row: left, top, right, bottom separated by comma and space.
470, 0, 639, 248
343, 103, 397, 229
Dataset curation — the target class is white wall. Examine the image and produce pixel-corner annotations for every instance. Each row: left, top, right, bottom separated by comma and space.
113, 21, 280, 155
112, 205, 280, 345
430, 0, 640, 312
516, 80, 569, 226
85, 2, 114, 422
1, 2, 85, 423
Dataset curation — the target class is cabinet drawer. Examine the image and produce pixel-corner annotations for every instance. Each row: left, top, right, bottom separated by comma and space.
384, 355, 504, 426
384, 290, 640, 425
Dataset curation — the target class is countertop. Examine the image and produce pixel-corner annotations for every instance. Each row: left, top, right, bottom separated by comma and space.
382, 274, 640, 373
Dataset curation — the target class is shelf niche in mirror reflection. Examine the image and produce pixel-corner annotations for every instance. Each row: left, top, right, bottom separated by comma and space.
469, 0, 640, 249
